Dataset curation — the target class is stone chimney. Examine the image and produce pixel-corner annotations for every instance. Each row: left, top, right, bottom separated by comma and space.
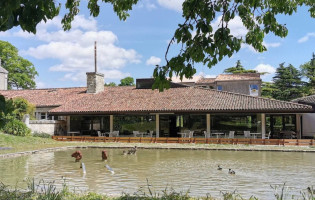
86, 41, 104, 94
0, 59, 8, 90
86, 72, 104, 93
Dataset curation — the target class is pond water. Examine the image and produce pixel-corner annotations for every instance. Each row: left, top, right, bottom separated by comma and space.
0, 148, 314, 199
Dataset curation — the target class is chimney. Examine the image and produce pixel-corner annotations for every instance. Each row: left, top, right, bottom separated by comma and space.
86, 41, 104, 93
86, 72, 104, 93
0, 58, 8, 90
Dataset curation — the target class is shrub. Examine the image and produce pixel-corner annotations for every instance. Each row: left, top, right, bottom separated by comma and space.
33, 132, 52, 138
3, 118, 31, 136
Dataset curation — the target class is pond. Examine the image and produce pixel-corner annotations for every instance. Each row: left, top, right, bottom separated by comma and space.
0, 148, 314, 199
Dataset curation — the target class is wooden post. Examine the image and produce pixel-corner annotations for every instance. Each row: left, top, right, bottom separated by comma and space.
261, 113, 266, 139
110, 115, 113, 133
156, 114, 159, 138
206, 114, 211, 135
296, 114, 301, 139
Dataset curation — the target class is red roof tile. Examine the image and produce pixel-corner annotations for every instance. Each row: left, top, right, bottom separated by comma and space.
0, 87, 87, 107
45, 87, 311, 114
216, 73, 261, 81
196, 78, 216, 84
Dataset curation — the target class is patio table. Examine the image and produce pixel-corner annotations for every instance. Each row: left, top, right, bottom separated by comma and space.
212, 132, 224, 138
68, 131, 80, 136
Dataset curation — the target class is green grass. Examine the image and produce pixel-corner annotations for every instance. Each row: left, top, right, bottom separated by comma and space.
0, 179, 314, 200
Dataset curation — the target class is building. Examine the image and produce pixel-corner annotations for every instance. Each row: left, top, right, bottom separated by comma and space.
195, 73, 261, 96
292, 95, 315, 138
0, 70, 313, 139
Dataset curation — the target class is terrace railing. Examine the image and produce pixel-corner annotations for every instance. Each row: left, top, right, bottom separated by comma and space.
51, 136, 315, 146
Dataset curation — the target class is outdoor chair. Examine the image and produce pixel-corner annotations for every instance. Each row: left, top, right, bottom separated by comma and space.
264, 131, 271, 139
148, 131, 154, 137
109, 131, 119, 137
188, 131, 194, 138
97, 131, 102, 137
133, 131, 140, 137
228, 131, 235, 138
244, 131, 250, 138
203, 131, 211, 138
182, 130, 190, 138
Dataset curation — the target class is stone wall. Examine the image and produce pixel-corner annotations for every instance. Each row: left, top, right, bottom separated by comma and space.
29, 120, 66, 135
217, 80, 262, 96
86, 72, 104, 93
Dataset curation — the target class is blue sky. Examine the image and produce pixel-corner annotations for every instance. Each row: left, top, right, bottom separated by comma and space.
0, 0, 314, 88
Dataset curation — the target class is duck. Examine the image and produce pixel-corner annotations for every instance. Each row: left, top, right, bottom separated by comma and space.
217, 165, 222, 170
228, 169, 235, 175
127, 146, 137, 155
122, 150, 127, 155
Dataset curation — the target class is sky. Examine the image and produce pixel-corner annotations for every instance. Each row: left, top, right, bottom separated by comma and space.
0, 0, 314, 89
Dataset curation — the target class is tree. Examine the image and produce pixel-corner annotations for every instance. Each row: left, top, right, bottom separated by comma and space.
0, 40, 38, 89
300, 53, 315, 93
272, 63, 304, 101
261, 82, 276, 99
104, 82, 116, 87
1, 1, 314, 90
119, 77, 135, 86
223, 60, 257, 74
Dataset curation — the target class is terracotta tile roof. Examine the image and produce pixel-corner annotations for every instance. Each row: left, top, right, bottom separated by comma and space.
47, 86, 312, 114
292, 94, 315, 106
196, 78, 216, 84
216, 73, 261, 81
0, 87, 87, 107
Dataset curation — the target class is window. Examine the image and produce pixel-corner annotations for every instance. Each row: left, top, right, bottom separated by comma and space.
217, 85, 222, 91
40, 113, 46, 120
249, 84, 259, 96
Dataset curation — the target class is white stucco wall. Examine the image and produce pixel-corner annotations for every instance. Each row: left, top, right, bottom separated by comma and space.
29, 120, 66, 135
302, 113, 315, 138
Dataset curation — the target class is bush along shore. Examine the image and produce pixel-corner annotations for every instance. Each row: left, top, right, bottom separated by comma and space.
0, 179, 315, 200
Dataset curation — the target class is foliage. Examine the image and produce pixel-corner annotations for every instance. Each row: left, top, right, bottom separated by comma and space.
119, 77, 135, 86
300, 53, 315, 94
0, 40, 38, 89
104, 82, 117, 87
0, 0, 139, 33
272, 63, 304, 101
153, 0, 315, 90
33, 132, 52, 138
1, 1, 314, 90
0, 179, 315, 200
0, 96, 35, 136
261, 82, 276, 99
223, 60, 257, 74
2, 117, 31, 136
0, 95, 35, 121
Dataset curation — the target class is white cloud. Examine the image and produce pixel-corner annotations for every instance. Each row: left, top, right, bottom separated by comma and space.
146, 56, 161, 66
298, 32, 315, 43
171, 72, 216, 82
242, 41, 281, 53
157, 0, 184, 12
35, 80, 47, 89
137, 0, 157, 10
254, 63, 276, 81
212, 16, 247, 38
14, 15, 141, 83
263, 41, 281, 48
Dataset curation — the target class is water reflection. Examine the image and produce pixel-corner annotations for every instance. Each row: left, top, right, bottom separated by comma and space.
0, 149, 314, 199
